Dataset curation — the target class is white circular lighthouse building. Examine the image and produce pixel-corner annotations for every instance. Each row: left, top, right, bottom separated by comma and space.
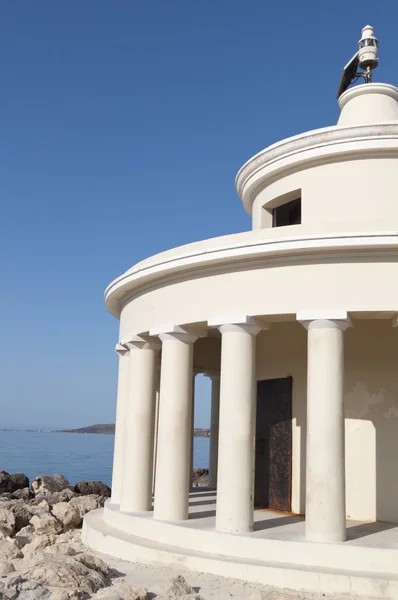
84, 59, 398, 596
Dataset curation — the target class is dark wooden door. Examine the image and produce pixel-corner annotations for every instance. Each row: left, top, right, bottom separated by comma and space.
255, 377, 292, 511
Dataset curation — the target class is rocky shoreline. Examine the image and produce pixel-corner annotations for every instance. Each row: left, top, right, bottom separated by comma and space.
0, 469, 211, 600
0, 468, 336, 600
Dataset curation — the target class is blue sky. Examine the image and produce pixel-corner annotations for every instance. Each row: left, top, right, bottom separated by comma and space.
0, 1, 396, 429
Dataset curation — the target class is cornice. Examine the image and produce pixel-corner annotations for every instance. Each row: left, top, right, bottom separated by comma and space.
105, 230, 398, 318
235, 123, 398, 214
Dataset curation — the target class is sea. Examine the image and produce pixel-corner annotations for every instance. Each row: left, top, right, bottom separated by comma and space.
0, 430, 210, 487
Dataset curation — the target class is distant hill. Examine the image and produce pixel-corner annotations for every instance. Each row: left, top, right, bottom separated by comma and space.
55, 424, 210, 436
56, 424, 115, 434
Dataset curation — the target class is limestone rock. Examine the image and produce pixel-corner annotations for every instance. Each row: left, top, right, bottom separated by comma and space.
125, 588, 150, 600
17, 581, 51, 600
248, 594, 300, 600
30, 512, 62, 535
70, 494, 104, 518
91, 590, 123, 600
93, 587, 148, 600
22, 533, 56, 557
10, 473, 29, 491
50, 590, 90, 600
158, 596, 203, 600
30, 488, 77, 507
44, 529, 84, 556
191, 468, 209, 488
74, 553, 114, 578
0, 537, 23, 559
52, 502, 82, 528
166, 575, 194, 596
21, 557, 111, 594
0, 471, 12, 494
12, 487, 34, 500
15, 524, 35, 547
0, 506, 16, 536
0, 500, 33, 532
32, 474, 70, 496
0, 492, 14, 500
74, 481, 111, 498
0, 560, 15, 576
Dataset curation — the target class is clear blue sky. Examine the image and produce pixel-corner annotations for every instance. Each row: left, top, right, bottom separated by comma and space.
0, 1, 396, 429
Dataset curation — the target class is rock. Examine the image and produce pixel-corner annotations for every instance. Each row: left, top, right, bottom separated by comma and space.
0, 560, 15, 576
22, 533, 56, 557
21, 557, 111, 594
125, 588, 149, 600
52, 502, 82, 529
30, 512, 62, 535
92, 588, 148, 600
91, 590, 123, 600
74, 481, 111, 498
191, 468, 209, 488
10, 473, 29, 491
30, 489, 77, 507
15, 524, 35, 547
158, 596, 203, 600
0, 492, 14, 500
0, 471, 12, 494
12, 487, 34, 500
50, 591, 90, 600
1, 575, 25, 600
73, 554, 114, 578
166, 575, 194, 596
32, 474, 70, 495
0, 506, 16, 536
44, 529, 84, 556
18, 581, 51, 600
70, 494, 104, 518
0, 537, 23, 559
3, 500, 33, 532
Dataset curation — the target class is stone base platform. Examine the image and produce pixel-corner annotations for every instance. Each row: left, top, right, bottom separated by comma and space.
82, 490, 398, 598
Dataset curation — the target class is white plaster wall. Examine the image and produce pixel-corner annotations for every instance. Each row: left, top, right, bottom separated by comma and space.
254, 320, 398, 523
345, 320, 398, 522
252, 159, 398, 232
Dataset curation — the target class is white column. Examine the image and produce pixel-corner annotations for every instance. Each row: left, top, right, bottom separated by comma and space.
209, 316, 265, 533
205, 372, 220, 489
120, 336, 160, 513
110, 343, 130, 505
298, 312, 351, 543
152, 327, 199, 521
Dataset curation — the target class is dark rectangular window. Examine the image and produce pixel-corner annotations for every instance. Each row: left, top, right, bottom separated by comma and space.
272, 197, 301, 227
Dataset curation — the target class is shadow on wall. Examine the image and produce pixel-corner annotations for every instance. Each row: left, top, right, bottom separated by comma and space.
345, 320, 398, 523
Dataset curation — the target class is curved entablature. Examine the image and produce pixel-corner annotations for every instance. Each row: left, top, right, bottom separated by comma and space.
235, 122, 398, 215
105, 228, 398, 318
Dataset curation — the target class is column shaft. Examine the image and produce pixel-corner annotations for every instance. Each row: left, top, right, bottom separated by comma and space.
154, 333, 196, 521
110, 346, 129, 505
120, 342, 158, 512
305, 319, 348, 542
208, 374, 220, 488
216, 325, 259, 533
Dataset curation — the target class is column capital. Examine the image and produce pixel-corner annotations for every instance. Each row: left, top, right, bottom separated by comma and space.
208, 315, 269, 336
115, 343, 129, 356
125, 335, 161, 351
297, 311, 352, 332
150, 324, 206, 344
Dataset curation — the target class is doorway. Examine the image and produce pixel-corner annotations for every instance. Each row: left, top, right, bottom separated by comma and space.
254, 377, 293, 511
